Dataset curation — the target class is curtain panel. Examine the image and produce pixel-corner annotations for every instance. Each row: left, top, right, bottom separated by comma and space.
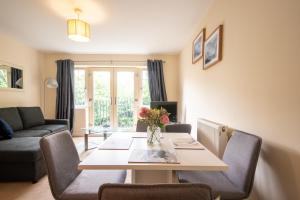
147, 59, 168, 102
56, 59, 75, 132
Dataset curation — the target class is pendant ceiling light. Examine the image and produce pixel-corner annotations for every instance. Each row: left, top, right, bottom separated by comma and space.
67, 8, 90, 42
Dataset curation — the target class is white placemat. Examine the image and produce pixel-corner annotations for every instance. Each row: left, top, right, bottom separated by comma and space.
172, 138, 205, 150
131, 132, 147, 138
99, 137, 133, 150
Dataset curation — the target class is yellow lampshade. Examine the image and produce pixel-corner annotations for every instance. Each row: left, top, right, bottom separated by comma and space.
67, 18, 90, 42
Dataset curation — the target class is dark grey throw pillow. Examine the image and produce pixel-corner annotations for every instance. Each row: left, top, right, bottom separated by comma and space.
0, 118, 13, 139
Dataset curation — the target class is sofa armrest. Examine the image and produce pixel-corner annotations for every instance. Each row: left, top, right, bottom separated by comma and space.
45, 119, 69, 126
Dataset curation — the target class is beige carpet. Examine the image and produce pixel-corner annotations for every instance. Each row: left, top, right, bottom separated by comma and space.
0, 176, 54, 200
0, 136, 120, 200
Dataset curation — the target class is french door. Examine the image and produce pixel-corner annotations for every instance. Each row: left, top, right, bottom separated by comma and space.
86, 67, 144, 129
89, 69, 113, 128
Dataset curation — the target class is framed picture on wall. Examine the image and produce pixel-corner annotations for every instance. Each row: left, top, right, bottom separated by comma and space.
203, 25, 223, 69
192, 28, 205, 64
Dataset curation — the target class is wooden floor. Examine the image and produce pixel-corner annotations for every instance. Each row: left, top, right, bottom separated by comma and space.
0, 136, 128, 200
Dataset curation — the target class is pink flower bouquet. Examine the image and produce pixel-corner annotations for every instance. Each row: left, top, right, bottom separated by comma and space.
138, 107, 170, 144
138, 107, 170, 128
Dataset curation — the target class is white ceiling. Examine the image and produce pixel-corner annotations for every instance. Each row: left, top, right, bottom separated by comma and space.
0, 0, 213, 54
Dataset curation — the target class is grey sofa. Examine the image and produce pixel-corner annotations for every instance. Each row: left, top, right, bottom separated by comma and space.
0, 107, 68, 182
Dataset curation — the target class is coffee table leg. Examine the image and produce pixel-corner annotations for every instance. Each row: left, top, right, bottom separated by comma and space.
84, 132, 88, 151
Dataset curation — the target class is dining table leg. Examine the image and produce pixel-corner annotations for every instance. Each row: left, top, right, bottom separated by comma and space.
131, 170, 178, 184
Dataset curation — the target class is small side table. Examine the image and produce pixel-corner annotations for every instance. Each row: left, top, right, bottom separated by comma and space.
82, 127, 112, 151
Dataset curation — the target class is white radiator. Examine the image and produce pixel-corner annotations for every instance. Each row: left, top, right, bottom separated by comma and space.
197, 119, 229, 158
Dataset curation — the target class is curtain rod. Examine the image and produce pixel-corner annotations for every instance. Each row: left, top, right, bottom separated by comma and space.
74, 60, 166, 64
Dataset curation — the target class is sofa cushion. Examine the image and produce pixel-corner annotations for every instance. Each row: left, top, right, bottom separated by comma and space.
14, 130, 51, 138
0, 107, 23, 131
30, 124, 67, 133
18, 107, 45, 129
0, 118, 14, 139
0, 137, 42, 162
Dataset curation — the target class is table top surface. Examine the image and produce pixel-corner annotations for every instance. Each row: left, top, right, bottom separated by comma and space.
79, 132, 228, 171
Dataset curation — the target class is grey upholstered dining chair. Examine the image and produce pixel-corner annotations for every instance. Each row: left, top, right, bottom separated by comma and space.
98, 183, 213, 200
165, 124, 192, 134
40, 131, 127, 200
178, 130, 262, 200
136, 120, 148, 132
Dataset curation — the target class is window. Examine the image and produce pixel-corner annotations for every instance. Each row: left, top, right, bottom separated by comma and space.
142, 70, 151, 107
74, 69, 86, 107
73, 67, 150, 129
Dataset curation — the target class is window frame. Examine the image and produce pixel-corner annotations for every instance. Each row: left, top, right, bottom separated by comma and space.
73, 65, 150, 129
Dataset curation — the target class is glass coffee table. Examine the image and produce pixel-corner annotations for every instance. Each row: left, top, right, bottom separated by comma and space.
82, 127, 114, 151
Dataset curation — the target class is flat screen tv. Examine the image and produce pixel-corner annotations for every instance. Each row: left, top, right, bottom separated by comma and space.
150, 101, 177, 122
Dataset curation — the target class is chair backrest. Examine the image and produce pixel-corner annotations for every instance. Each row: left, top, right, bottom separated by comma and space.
165, 124, 192, 134
99, 184, 213, 200
222, 130, 262, 197
136, 120, 148, 132
40, 131, 81, 199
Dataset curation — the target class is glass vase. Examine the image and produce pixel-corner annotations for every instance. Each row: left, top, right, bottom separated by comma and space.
147, 126, 161, 145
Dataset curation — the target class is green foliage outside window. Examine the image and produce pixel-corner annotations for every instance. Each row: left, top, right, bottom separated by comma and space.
142, 71, 151, 106
117, 97, 134, 128
74, 70, 86, 106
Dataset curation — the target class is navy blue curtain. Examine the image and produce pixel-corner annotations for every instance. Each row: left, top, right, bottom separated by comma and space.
56, 59, 75, 132
147, 60, 167, 101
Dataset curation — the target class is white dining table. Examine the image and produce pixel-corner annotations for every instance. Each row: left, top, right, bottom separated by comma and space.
78, 132, 228, 184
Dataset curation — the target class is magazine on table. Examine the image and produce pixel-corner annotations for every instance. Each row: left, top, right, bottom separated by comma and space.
128, 149, 179, 164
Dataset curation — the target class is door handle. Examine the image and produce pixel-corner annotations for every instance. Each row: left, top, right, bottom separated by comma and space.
114, 97, 117, 105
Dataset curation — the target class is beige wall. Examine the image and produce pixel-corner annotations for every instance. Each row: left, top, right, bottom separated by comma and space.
179, 0, 300, 199
43, 53, 179, 118
0, 33, 43, 107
